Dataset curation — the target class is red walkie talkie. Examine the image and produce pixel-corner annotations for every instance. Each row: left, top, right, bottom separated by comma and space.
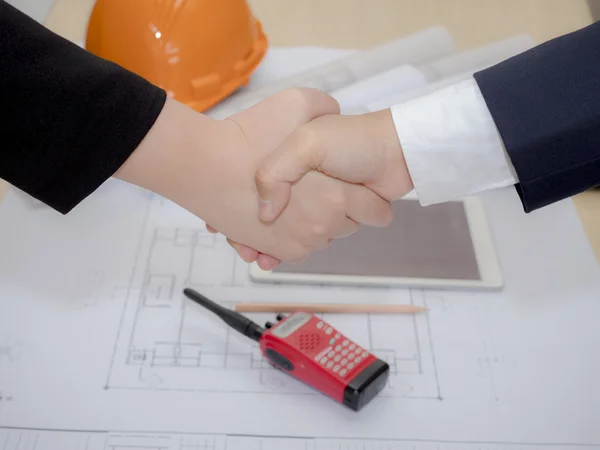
183, 288, 389, 411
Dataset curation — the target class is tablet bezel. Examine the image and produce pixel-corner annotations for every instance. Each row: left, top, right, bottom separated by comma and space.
248, 194, 503, 290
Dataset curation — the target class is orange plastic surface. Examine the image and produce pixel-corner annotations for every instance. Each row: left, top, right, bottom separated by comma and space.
85, 0, 268, 113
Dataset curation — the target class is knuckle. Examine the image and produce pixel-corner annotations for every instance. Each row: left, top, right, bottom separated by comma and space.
254, 165, 275, 189
327, 190, 347, 211
296, 124, 318, 150
282, 88, 312, 110
286, 87, 340, 114
295, 125, 321, 163
320, 185, 347, 216
287, 244, 308, 262
376, 203, 394, 227
311, 221, 330, 238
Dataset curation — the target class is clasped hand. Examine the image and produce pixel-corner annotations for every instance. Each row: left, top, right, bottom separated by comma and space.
206, 87, 414, 269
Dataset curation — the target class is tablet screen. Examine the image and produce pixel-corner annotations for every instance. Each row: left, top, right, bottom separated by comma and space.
272, 199, 481, 281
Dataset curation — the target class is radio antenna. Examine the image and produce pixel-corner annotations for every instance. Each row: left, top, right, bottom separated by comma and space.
183, 288, 264, 342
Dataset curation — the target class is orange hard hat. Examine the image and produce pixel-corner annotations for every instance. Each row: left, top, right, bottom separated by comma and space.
85, 0, 268, 112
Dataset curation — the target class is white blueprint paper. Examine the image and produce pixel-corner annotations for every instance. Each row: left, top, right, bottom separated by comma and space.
1, 428, 599, 450
0, 47, 599, 449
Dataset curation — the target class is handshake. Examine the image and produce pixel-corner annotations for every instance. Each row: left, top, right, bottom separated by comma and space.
206, 88, 415, 270
118, 87, 414, 270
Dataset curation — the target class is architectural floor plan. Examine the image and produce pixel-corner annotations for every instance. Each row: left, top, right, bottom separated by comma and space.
105, 194, 441, 400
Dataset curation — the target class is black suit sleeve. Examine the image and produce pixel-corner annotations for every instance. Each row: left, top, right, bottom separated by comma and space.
0, 0, 166, 213
473, 22, 600, 213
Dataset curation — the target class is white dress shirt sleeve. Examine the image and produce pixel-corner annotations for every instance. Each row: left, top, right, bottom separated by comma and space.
389, 77, 518, 205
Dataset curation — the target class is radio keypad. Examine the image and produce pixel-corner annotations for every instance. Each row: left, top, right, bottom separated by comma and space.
312, 320, 370, 377
314, 327, 370, 377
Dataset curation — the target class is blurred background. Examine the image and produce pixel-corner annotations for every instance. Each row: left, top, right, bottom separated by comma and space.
5, 0, 597, 50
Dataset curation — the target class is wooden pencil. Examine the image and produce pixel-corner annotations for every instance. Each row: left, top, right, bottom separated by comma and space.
233, 302, 427, 314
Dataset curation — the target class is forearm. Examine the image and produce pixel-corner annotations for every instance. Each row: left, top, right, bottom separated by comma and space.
0, 0, 165, 213
390, 22, 600, 212
473, 21, 600, 211
114, 97, 237, 220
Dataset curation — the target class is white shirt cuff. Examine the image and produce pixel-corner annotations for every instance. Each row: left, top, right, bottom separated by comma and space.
389, 77, 518, 205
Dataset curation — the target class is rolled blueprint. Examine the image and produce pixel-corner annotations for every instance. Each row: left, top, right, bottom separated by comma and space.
330, 65, 428, 111
343, 34, 535, 114
364, 71, 479, 112
206, 26, 455, 119
414, 34, 534, 82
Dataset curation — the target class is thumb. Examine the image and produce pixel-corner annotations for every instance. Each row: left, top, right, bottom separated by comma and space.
255, 129, 319, 222
255, 111, 395, 222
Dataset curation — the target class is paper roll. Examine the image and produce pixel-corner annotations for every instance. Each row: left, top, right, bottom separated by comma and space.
366, 34, 535, 111
206, 26, 455, 118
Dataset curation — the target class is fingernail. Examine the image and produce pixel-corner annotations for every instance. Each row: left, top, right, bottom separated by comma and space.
259, 198, 273, 220
258, 254, 279, 271
242, 246, 259, 261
